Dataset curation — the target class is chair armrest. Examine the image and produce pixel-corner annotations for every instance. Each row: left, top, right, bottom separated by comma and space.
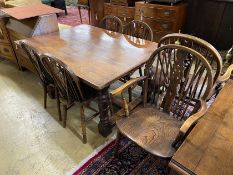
110, 76, 147, 117
218, 64, 233, 83
180, 100, 208, 134
172, 100, 208, 148
111, 76, 147, 96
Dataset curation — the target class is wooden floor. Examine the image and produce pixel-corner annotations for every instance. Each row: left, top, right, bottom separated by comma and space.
0, 59, 114, 175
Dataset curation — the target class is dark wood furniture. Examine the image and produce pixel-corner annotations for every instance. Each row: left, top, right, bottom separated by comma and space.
135, 2, 187, 42
169, 80, 233, 175
0, 1, 5, 7
104, 3, 135, 25
89, 0, 109, 26
185, 0, 233, 50
111, 44, 213, 168
0, 17, 17, 65
19, 42, 54, 109
4, 4, 61, 73
41, 54, 99, 143
111, 0, 141, 6
100, 15, 123, 33
77, 0, 90, 24
7, 14, 59, 73
0, 4, 61, 73
16, 24, 157, 136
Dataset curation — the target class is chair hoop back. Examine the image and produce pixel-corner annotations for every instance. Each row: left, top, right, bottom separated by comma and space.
144, 44, 213, 120
158, 33, 222, 84
19, 41, 53, 86
41, 54, 84, 103
124, 20, 153, 41
100, 15, 124, 33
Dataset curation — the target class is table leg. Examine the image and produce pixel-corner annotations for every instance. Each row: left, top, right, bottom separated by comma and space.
98, 86, 114, 137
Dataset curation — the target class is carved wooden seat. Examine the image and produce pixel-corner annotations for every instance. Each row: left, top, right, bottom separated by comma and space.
158, 33, 233, 98
111, 44, 213, 161
117, 106, 181, 158
100, 15, 123, 33
41, 54, 99, 143
19, 41, 54, 109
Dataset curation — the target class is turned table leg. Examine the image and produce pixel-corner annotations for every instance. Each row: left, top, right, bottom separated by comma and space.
98, 86, 114, 137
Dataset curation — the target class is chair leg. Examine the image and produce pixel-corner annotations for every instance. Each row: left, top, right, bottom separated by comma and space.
158, 158, 170, 175
64, 7, 68, 15
63, 104, 68, 128
55, 88, 62, 122
139, 67, 143, 76
128, 87, 132, 102
125, 75, 132, 102
80, 105, 87, 144
78, 6, 83, 24
88, 8, 91, 24
43, 85, 47, 109
114, 130, 122, 157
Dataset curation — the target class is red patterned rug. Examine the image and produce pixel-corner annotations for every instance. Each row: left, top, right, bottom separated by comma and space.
70, 137, 169, 175
57, 6, 89, 26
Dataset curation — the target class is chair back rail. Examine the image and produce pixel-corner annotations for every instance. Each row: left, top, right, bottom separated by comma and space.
144, 44, 213, 120
158, 33, 222, 84
100, 15, 124, 33
124, 20, 153, 41
41, 54, 84, 104
20, 41, 53, 86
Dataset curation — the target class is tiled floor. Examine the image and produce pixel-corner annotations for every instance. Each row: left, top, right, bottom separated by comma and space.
0, 60, 114, 175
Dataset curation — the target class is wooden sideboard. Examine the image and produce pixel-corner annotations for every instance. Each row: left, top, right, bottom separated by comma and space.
169, 80, 233, 175
7, 14, 59, 73
89, 0, 109, 26
111, 0, 141, 6
135, 2, 187, 42
0, 17, 17, 64
90, 0, 232, 47
104, 3, 135, 25
0, 4, 61, 73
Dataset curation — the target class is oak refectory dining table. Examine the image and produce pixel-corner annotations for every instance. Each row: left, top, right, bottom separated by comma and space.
16, 24, 157, 137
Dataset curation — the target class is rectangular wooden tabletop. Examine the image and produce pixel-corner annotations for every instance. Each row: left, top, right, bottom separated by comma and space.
18, 24, 157, 90
170, 80, 233, 175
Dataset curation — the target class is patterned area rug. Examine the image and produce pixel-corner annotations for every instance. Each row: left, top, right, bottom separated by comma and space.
71, 137, 169, 175
57, 6, 89, 26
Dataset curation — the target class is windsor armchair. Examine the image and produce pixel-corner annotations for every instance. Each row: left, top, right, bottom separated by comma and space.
19, 41, 54, 109
41, 54, 99, 143
111, 45, 213, 162
158, 33, 233, 98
